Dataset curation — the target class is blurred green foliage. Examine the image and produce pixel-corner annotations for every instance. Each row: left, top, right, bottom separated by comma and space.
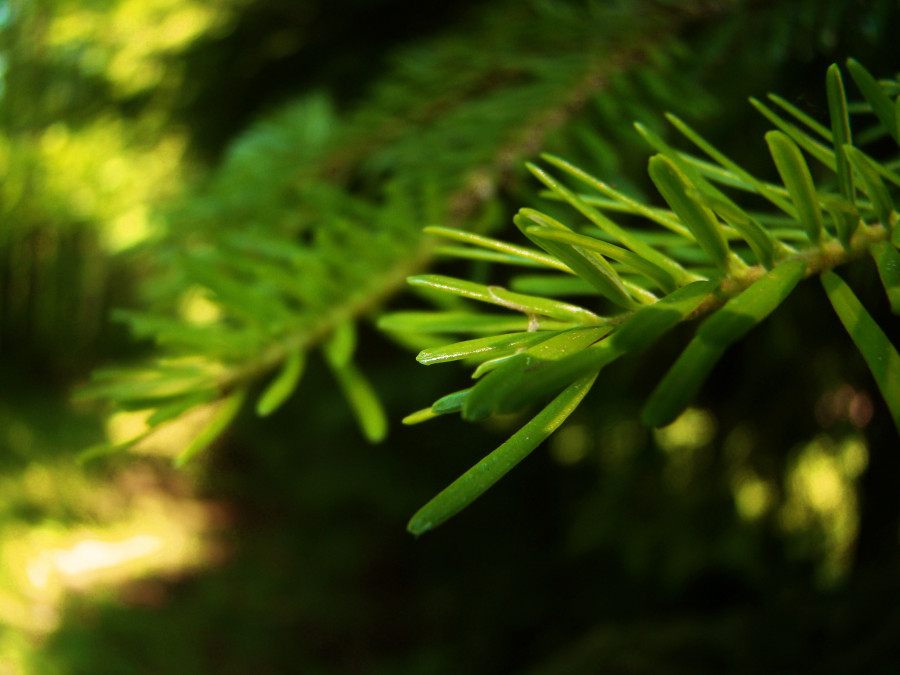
2, 0, 900, 673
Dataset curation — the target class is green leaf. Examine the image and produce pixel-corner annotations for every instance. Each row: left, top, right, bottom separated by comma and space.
417, 331, 553, 365
471, 280, 717, 416
407, 274, 605, 325
463, 326, 611, 420
749, 97, 836, 172
324, 355, 388, 443
539, 158, 691, 241
175, 389, 247, 467
514, 210, 641, 310
688, 189, 778, 269
407, 373, 597, 536
324, 321, 356, 367
871, 241, 900, 315
510, 274, 597, 297
256, 347, 306, 416
765, 131, 826, 245
699, 260, 807, 344
634, 121, 712, 194
425, 226, 570, 271
606, 280, 720, 353
844, 145, 895, 226
402, 408, 442, 425
821, 271, 900, 436
434, 245, 559, 268
471, 354, 519, 379
675, 155, 761, 192
843, 146, 900, 189
642, 339, 724, 428
826, 64, 855, 203
846, 59, 899, 143
820, 195, 860, 250
643, 260, 807, 427
766, 93, 833, 142
523, 226, 678, 293
378, 311, 573, 334
659, 113, 798, 214
531, 157, 697, 285
647, 155, 732, 273
432, 389, 472, 414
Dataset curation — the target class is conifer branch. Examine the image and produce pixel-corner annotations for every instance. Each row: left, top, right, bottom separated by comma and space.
385, 60, 900, 534
80, 0, 746, 456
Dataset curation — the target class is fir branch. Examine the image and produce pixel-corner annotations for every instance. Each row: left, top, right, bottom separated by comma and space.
74, 1, 897, 505
81, 0, 744, 458
388, 60, 900, 534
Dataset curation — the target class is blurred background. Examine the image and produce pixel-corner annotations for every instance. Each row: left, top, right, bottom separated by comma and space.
2, 0, 900, 672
